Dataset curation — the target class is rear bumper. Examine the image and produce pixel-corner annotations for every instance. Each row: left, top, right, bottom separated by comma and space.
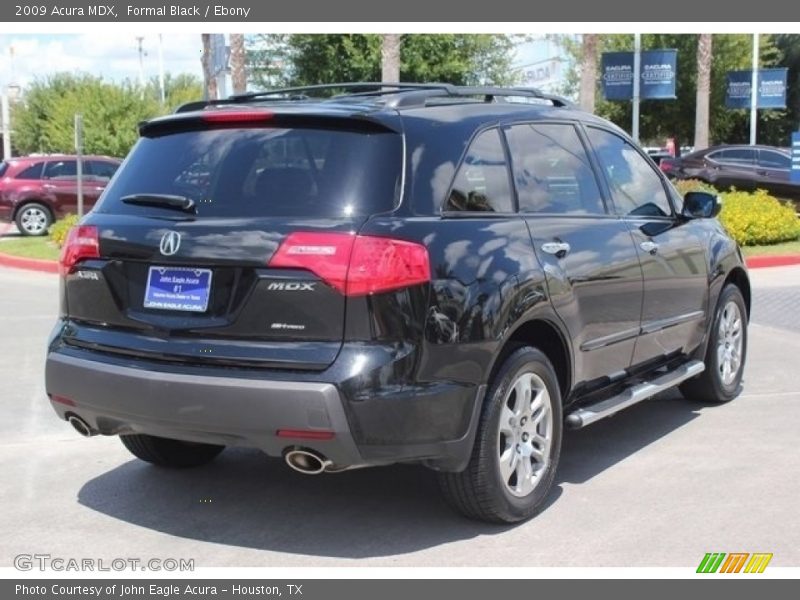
45, 348, 484, 471
45, 352, 363, 467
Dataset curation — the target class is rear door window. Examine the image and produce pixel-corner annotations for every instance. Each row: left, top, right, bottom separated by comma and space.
44, 160, 78, 179
505, 122, 606, 215
445, 128, 514, 213
96, 127, 402, 218
710, 148, 756, 165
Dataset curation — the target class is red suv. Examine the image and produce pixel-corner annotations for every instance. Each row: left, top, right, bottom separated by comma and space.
0, 155, 121, 236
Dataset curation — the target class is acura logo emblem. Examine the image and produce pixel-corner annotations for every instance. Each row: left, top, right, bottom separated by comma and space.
159, 231, 181, 256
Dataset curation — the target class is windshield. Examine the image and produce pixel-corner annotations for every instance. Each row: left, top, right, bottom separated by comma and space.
96, 127, 403, 218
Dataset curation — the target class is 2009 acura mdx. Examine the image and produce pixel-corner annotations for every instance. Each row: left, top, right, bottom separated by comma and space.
45, 83, 750, 523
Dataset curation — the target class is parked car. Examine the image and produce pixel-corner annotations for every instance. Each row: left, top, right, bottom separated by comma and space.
44, 83, 750, 523
0, 154, 122, 236
660, 144, 799, 201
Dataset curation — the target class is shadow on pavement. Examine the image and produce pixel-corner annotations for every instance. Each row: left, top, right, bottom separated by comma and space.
78, 392, 701, 558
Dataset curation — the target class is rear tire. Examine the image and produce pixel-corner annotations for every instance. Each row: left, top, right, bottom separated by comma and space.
680, 284, 747, 403
121, 434, 224, 468
438, 347, 562, 523
15, 202, 52, 236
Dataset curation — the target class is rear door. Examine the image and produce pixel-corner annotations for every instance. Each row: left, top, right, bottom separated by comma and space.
585, 127, 709, 366
63, 118, 403, 370
706, 148, 758, 191
506, 121, 644, 384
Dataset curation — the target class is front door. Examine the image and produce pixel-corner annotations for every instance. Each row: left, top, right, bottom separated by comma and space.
585, 127, 709, 366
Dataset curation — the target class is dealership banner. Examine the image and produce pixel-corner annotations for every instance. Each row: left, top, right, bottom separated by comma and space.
601, 50, 677, 101
725, 69, 788, 109
792, 132, 800, 184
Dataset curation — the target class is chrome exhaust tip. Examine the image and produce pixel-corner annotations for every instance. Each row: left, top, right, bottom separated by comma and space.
68, 415, 96, 438
284, 448, 333, 475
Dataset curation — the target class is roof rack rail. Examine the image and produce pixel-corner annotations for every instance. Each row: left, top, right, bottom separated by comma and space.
174, 83, 575, 113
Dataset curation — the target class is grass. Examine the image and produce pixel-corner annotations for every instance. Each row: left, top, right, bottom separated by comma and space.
740, 239, 800, 257
0, 235, 60, 261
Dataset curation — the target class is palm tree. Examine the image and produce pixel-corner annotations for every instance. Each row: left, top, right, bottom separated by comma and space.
201, 34, 218, 100
381, 34, 401, 83
694, 34, 713, 150
229, 34, 247, 94
579, 34, 599, 113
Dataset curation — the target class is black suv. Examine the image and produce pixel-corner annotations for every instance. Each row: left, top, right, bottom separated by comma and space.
45, 83, 750, 523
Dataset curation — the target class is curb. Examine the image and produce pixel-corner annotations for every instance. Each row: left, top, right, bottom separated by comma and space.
0, 252, 59, 274
745, 254, 800, 269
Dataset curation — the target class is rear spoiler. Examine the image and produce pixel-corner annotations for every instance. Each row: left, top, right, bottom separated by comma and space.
138, 108, 401, 137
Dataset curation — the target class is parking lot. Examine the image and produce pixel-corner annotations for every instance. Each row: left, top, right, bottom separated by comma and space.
0, 264, 798, 568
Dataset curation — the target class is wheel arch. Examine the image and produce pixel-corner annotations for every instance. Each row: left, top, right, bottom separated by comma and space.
13, 198, 55, 222
487, 317, 572, 402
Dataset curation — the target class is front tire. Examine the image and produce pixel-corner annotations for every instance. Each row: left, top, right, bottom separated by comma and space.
121, 434, 224, 468
15, 202, 52, 236
438, 347, 563, 523
680, 284, 747, 403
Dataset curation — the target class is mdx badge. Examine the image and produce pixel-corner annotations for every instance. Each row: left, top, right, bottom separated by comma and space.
159, 231, 181, 256
267, 282, 316, 291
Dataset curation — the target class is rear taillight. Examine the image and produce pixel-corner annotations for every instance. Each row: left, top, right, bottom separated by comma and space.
201, 110, 274, 123
59, 225, 99, 276
268, 232, 430, 296
660, 161, 674, 173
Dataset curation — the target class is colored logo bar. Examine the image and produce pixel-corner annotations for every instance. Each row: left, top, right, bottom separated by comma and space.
697, 553, 773, 573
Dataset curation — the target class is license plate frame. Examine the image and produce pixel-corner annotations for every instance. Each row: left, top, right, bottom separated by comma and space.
143, 266, 213, 313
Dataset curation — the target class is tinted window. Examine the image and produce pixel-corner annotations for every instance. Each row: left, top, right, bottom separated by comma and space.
587, 128, 672, 218
758, 150, 791, 169
44, 160, 78, 179
88, 160, 119, 180
15, 162, 45, 180
0, 161, 7, 178
97, 128, 402, 218
710, 148, 755, 165
505, 123, 605, 215
446, 129, 513, 213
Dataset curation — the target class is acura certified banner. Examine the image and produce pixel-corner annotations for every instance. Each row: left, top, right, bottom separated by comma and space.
725, 68, 788, 109
601, 50, 677, 101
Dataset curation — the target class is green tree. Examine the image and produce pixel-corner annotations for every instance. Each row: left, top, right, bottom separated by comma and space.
246, 34, 519, 89
11, 73, 202, 158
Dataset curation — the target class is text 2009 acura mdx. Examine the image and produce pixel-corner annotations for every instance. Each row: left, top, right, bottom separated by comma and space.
45, 84, 749, 523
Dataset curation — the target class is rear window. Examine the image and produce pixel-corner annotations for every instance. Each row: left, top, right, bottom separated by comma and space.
96, 127, 402, 218
0, 161, 7, 177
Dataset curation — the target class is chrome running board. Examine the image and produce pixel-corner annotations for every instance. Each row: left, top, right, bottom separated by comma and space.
565, 360, 705, 429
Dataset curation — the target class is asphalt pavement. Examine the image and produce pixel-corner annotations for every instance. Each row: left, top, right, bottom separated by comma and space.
0, 265, 798, 568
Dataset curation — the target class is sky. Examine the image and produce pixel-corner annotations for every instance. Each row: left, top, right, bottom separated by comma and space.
0, 33, 566, 93
0, 33, 204, 89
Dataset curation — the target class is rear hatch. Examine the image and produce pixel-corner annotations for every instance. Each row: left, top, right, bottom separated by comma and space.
59, 110, 403, 370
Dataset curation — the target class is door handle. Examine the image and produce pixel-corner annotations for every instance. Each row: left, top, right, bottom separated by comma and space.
42, 184, 56, 191
541, 241, 571, 258
640, 240, 659, 255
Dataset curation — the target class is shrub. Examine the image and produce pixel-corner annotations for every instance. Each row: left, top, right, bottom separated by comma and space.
49, 214, 80, 247
672, 178, 718, 196
718, 189, 800, 246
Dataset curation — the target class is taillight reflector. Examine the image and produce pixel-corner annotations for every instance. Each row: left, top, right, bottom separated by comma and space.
276, 429, 336, 441
59, 225, 99, 276
51, 395, 77, 407
268, 232, 430, 296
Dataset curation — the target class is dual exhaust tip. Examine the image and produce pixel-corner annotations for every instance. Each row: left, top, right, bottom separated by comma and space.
68, 415, 96, 438
284, 448, 333, 475
68, 418, 347, 477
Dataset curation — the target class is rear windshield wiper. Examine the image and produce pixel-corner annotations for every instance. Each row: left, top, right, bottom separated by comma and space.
121, 193, 196, 214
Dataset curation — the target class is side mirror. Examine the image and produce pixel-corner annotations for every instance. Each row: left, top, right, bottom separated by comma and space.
683, 191, 721, 219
